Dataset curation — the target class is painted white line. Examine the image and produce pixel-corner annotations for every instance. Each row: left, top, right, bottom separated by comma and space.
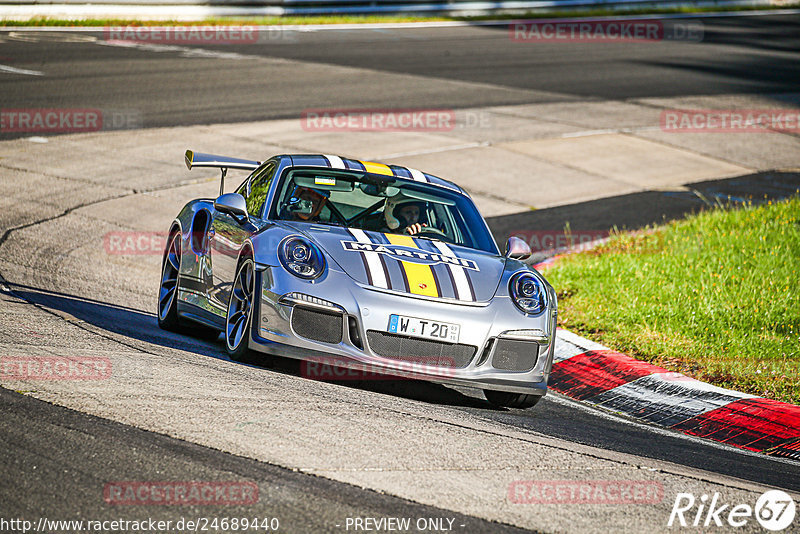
556, 328, 610, 353
96, 40, 257, 60
7, 31, 96, 43
590, 375, 744, 421
0, 64, 44, 76
378, 141, 488, 160
646, 371, 757, 399
560, 126, 662, 138
553, 338, 586, 362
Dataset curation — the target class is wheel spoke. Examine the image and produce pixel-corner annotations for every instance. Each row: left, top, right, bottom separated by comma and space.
226, 260, 255, 351
245, 266, 253, 291
233, 286, 247, 302
159, 288, 175, 318
239, 268, 250, 294
228, 309, 245, 324
159, 289, 174, 309
232, 315, 246, 347
161, 277, 177, 289
167, 251, 179, 272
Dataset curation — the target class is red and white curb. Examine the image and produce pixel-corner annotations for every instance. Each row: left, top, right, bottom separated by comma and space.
550, 328, 800, 459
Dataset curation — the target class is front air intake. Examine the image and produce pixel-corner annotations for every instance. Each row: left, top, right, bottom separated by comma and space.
291, 307, 343, 344
491, 339, 540, 372
366, 331, 477, 368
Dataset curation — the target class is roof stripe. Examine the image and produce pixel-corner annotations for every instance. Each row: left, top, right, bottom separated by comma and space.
389, 165, 412, 179
323, 155, 346, 169
289, 155, 462, 193
360, 161, 394, 176
407, 167, 427, 182
426, 174, 461, 191
343, 159, 366, 172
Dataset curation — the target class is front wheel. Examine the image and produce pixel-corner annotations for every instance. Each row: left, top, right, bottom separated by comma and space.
484, 390, 542, 409
226, 257, 257, 363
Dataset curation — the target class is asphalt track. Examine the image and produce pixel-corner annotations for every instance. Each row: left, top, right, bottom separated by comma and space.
1, 12, 800, 533
0, 13, 799, 136
0, 387, 528, 533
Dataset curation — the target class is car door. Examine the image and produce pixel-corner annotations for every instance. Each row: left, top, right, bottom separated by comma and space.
208, 161, 277, 312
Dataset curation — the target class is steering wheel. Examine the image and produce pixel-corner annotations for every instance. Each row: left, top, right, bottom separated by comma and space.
414, 227, 452, 243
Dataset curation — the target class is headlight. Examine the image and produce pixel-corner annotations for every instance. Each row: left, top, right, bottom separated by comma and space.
509, 272, 547, 315
279, 236, 325, 279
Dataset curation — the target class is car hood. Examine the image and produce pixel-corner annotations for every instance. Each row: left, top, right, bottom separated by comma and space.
283, 222, 506, 303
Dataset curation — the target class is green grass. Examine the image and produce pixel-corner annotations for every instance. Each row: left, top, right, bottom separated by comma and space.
545, 197, 800, 405
2, 4, 799, 27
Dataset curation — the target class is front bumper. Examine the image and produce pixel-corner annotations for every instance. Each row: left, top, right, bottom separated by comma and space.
251, 264, 557, 395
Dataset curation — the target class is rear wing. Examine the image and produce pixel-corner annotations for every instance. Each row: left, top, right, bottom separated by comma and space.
185, 150, 261, 195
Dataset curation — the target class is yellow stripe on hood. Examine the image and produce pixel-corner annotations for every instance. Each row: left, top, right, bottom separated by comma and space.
384, 234, 439, 297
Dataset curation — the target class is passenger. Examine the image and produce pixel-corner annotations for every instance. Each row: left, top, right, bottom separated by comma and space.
283, 186, 328, 222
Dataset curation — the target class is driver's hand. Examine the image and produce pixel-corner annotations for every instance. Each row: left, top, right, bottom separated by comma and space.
405, 223, 427, 235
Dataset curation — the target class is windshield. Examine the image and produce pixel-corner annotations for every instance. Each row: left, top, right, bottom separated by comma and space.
269, 168, 498, 254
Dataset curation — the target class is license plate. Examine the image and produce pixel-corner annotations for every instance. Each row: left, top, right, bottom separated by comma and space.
388, 314, 460, 343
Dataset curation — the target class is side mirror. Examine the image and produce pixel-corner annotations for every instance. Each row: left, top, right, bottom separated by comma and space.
214, 193, 248, 222
505, 236, 531, 260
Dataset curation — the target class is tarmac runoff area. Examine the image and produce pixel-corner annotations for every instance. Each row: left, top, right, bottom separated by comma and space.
1, 94, 799, 532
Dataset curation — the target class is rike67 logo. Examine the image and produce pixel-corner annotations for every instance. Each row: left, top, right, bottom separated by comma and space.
668, 490, 796, 531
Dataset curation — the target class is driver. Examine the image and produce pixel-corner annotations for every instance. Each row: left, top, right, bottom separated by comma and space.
384, 193, 428, 236
284, 186, 328, 221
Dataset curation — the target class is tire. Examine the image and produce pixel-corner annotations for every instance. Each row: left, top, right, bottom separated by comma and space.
484, 389, 542, 409
158, 229, 220, 341
225, 256, 258, 363
157, 230, 183, 332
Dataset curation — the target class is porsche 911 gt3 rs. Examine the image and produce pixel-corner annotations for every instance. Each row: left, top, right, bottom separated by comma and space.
158, 150, 557, 409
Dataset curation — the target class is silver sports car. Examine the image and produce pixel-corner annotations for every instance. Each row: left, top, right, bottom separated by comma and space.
158, 151, 557, 408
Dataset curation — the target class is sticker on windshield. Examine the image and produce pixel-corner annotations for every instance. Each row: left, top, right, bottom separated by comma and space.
315, 176, 337, 186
